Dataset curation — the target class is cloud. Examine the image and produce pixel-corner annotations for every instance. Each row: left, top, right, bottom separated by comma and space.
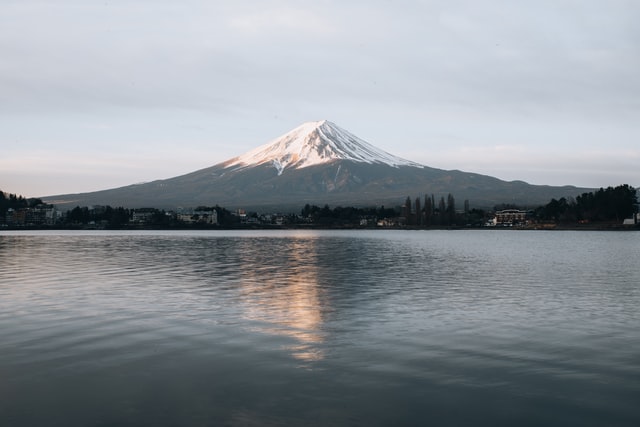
227, 6, 337, 37
3, 1, 638, 118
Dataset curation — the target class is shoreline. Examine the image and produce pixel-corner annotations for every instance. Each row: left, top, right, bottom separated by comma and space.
1, 223, 639, 232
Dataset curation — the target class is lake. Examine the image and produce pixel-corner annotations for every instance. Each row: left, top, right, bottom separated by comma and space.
1, 229, 639, 426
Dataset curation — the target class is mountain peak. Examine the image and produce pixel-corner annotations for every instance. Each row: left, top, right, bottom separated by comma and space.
224, 120, 423, 175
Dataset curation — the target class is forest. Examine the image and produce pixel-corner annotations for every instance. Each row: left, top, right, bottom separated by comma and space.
534, 185, 637, 223
0, 191, 44, 213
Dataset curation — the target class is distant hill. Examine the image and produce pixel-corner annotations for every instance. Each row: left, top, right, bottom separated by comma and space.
43, 120, 592, 211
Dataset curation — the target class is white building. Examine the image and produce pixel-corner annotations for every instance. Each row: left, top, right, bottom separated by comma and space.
492, 209, 529, 226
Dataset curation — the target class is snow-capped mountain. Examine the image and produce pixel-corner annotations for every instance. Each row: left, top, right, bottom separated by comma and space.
43, 121, 590, 210
223, 120, 423, 175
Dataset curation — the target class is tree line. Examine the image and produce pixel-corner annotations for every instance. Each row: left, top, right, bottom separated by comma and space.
401, 194, 486, 227
533, 185, 637, 223
400, 185, 637, 227
3, 184, 637, 228
0, 190, 45, 214
63, 205, 240, 228
300, 204, 397, 225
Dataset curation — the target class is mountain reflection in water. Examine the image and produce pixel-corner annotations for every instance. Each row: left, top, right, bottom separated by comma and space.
1, 230, 639, 427
238, 237, 326, 362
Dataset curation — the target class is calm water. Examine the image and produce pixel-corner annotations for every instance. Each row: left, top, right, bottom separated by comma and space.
1, 229, 639, 426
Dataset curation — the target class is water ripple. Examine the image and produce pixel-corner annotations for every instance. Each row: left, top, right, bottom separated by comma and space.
1, 230, 639, 426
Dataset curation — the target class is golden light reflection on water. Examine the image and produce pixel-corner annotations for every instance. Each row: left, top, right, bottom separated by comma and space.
238, 237, 326, 362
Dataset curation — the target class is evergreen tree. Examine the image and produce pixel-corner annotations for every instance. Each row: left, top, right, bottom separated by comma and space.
438, 196, 446, 225
423, 194, 432, 226
403, 196, 412, 225
446, 194, 456, 225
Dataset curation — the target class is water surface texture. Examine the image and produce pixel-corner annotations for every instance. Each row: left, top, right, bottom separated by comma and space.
1, 230, 639, 426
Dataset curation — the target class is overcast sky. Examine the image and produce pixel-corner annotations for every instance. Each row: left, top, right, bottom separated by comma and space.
1, 0, 639, 197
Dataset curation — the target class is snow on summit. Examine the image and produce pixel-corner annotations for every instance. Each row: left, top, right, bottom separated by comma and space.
224, 120, 423, 175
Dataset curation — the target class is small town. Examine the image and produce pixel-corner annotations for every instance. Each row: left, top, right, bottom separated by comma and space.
2, 184, 638, 230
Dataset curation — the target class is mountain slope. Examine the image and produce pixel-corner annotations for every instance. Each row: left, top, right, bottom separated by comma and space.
44, 120, 592, 210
